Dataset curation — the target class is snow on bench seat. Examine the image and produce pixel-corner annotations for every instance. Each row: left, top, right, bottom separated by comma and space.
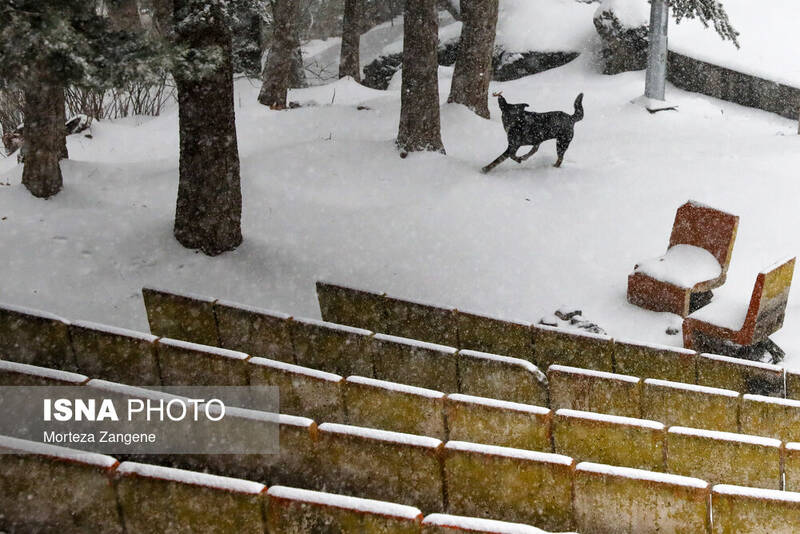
457, 349, 548, 406
0, 436, 122, 533
116, 461, 265, 533
741, 394, 800, 442
381, 292, 459, 347
642, 378, 740, 433
634, 244, 721, 289
248, 356, 345, 423
69, 320, 160, 386
613, 337, 697, 384
443, 441, 575, 531
141, 286, 219, 346
315, 280, 387, 332
422, 513, 576, 533
371, 333, 459, 392
712, 484, 800, 532
156, 337, 250, 387
344, 376, 447, 439
0, 359, 88, 386
667, 426, 781, 489
696, 352, 784, 397
553, 409, 665, 471
290, 316, 374, 376
548, 365, 641, 419
268, 485, 422, 519
445, 394, 551, 452
456, 309, 534, 361
0, 302, 76, 371
315, 422, 444, 512
533, 324, 614, 372
213, 299, 295, 364
574, 462, 709, 533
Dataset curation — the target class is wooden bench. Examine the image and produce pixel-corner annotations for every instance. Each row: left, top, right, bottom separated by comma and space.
683, 257, 795, 357
627, 201, 739, 317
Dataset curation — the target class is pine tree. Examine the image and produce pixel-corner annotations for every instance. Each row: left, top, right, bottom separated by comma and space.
396, 0, 445, 155
258, 0, 299, 108
339, 0, 362, 81
0, 0, 155, 198
645, 0, 738, 100
448, 0, 499, 118
172, 0, 243, 255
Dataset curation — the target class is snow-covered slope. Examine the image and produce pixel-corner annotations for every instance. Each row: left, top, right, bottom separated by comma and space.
2, 52, 799, 366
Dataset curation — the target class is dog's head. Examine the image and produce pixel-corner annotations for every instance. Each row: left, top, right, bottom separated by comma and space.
493, 91, 530, 115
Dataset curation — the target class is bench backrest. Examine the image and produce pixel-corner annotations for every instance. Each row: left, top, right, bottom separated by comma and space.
669, 201, 739, 274
745, 257, 795, 341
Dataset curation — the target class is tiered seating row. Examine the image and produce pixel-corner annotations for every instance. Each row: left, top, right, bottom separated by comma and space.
315, 281, 792, 399
3, 355, 798, 493
0, 436, 572, 534
5, 431, 800, 533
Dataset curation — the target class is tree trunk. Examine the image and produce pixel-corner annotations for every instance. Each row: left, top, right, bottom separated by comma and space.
396, 0, 445, 155
447, 0, 498, 118
339, 0, 362, 81
289, 27, 306, 89
258, 0, 298, 108
645, 0, 668, 100
173, 0, 242, 255
106, 0, 142, 31
22, 74, 65, 199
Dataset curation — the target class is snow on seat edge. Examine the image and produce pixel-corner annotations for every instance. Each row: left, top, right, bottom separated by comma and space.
635, 244, 722, 289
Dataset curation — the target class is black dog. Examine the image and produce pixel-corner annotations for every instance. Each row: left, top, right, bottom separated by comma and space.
482, 92, 584, 173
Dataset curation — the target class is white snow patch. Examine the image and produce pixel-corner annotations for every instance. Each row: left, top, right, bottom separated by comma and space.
0, 302, 66, 322
156, 337, 249, 360
71, 320, 158, 343
346, 375, 445, 399
549, 365, 640, 384
699, 353, 783, 372
496, 0, 596, 52
635, 244, 722, 289
268, 485, 422, 519
422, 513, 571, 533
220, 405, 314, 428
446, 440, 574, 466
117, 461, 265, 494
556, 408, 664, 430
458, 350, 546, 383
713, 484, 800, 503
86, 379, 185, 402
577, 461, 709, 489
0, 360, 87, 384
373, 333, 458, 354
448, 393, 550, 415
688, 297, 749, 331
249, 357, 343, 382
595, 0, 650, 28
743, 394, 800, 409
644, 378, 740, 398
613, 337, 695, 355
319, 422, 442, 449
669, 426, 781, 448
0, 435, 117, 468
292, 316, 373, 336
536, 323, 611, 342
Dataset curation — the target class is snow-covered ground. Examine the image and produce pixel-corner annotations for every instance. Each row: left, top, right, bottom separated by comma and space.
2, 2, 800, 368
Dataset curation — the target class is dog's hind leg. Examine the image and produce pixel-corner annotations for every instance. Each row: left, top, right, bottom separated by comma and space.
554, 136, 572, 168
516, 144, 540, 163
482, 146, 517, 173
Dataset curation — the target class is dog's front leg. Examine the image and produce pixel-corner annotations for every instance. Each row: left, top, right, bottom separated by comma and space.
482, 146, 518, 174
517, 144, 540, 163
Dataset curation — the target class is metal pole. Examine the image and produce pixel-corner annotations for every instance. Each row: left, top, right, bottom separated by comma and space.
645, 0, 669, 100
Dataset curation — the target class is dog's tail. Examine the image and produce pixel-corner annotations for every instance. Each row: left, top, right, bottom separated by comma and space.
572, 93, 584, 122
